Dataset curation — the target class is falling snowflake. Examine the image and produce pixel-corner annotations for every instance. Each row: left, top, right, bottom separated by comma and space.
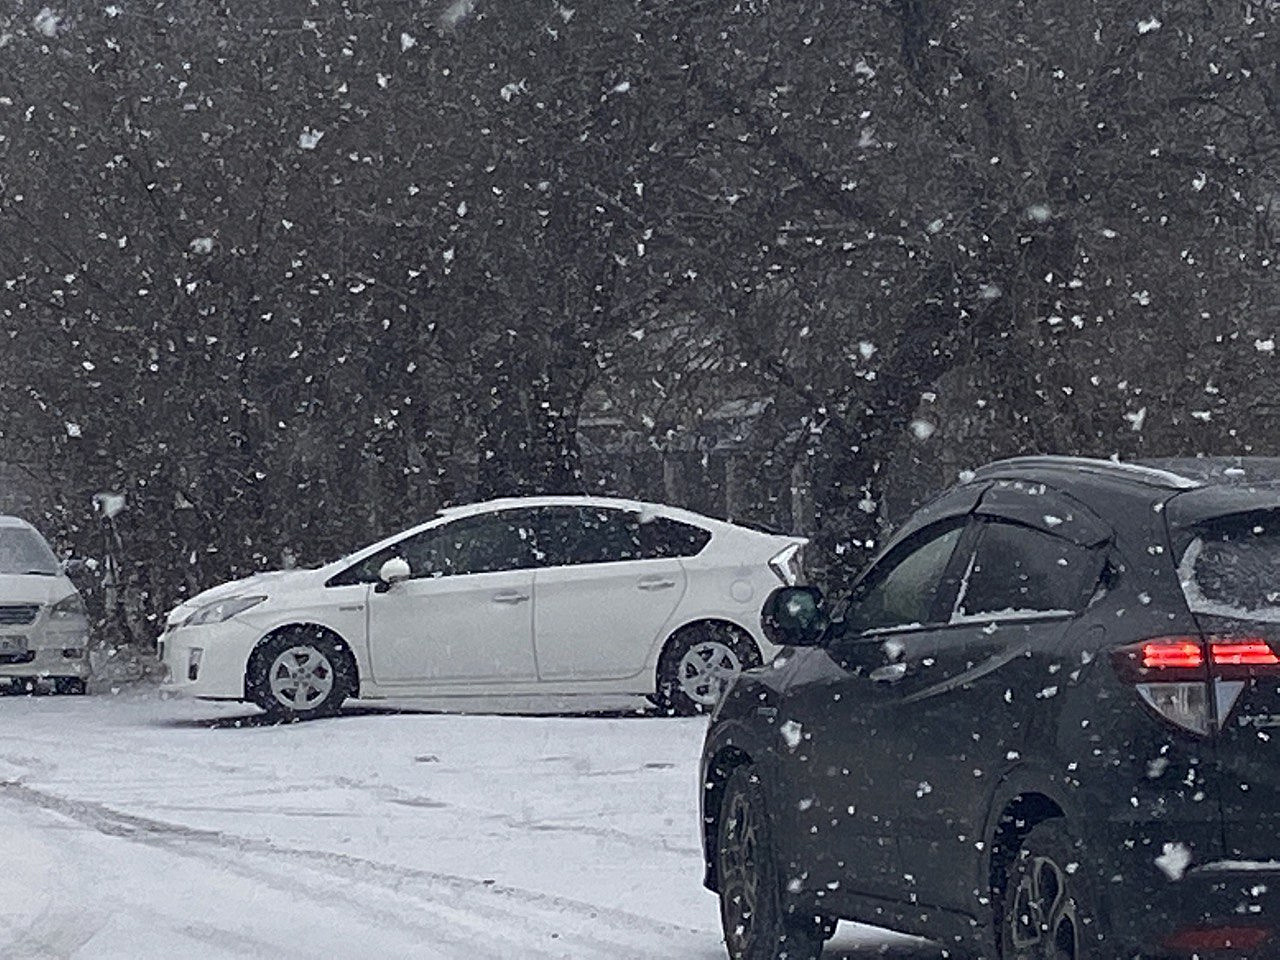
1155, 842, 1192, 881
32, 7, 60, 38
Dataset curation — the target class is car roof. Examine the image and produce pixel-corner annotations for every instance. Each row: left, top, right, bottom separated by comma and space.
434, 495, 772, 538
971, 456, 1202, 492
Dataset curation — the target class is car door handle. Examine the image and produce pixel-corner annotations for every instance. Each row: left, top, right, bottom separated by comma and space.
492, 591, 530, 605
869, 662, 909, 683
637, 578, 677, 591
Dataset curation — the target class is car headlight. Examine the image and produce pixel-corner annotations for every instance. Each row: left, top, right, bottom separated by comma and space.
184, 595, 267, 627
49, 593, 87, 620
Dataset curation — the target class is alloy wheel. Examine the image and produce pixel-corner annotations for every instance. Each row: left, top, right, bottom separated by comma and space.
719, 785, 766, 957
268, 645, 335, 712
1008, 854, 1080, 960
677, 640, 742, 707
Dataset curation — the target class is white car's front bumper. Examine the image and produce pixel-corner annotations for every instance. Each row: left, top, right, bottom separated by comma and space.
0, 613, 90, 682
160, 620, 260, 700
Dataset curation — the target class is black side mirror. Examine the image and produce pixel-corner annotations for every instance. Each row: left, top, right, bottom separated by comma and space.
762, 586, 828, 647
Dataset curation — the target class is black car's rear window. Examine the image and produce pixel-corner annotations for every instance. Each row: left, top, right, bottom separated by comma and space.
1178, 510, 1280, 619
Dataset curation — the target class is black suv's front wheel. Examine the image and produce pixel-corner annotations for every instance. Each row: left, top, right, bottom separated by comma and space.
717, 765, 825, 960
1000, 821, 1100, 960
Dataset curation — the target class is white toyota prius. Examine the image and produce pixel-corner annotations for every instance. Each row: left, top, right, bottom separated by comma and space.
160, 496, 805, 719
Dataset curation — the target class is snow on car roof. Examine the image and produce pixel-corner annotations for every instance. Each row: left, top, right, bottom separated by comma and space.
435, 495, 784, 537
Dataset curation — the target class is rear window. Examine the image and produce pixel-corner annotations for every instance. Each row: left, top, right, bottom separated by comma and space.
1179, 511, 1280, 620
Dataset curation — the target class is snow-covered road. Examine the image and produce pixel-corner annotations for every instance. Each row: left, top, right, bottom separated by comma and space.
0, 691, 942, 959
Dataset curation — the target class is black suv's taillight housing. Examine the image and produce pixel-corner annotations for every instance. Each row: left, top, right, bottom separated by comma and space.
1111, 635, 1279, 736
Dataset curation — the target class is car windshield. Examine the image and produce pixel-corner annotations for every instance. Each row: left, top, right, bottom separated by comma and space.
0, 528, 60, 576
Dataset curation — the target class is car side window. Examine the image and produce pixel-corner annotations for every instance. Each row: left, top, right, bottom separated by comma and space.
954, 520, 1100, 618
844, 522, 966, 634
637, 516, 711, 559
330, 512, 539, 585
532, 507, 641, 566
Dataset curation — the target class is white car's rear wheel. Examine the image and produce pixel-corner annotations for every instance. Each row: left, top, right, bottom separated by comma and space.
655, 622, 760, 716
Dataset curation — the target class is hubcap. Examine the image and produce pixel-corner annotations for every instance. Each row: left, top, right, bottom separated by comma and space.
677, 640, 742, 706
1009, 854, 1079, 959
719, 787, 765, 956
268, 645, 335, 711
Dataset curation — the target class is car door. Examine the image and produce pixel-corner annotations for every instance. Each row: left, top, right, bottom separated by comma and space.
529, 506, 688, 682
775, 512, 973, 906
893, 503, 1109, 914
365, 510, 540, 686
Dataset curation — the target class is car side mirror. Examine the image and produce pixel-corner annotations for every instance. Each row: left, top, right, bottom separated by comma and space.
375, 557, 411, 593
762, 586, 828, 647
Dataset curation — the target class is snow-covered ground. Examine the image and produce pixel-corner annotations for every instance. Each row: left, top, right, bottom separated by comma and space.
0, 690, 942, 959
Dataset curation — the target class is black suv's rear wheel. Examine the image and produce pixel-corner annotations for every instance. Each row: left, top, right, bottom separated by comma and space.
1000, 821, 1099, 960
717, 766, 824, 960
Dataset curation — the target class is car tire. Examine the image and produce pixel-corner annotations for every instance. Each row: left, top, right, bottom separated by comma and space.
654, 622, 761, 716
717, 766, 824, 960
999, 820, 1101, 960
246, 627, 354, 722
53, 677, 87, 695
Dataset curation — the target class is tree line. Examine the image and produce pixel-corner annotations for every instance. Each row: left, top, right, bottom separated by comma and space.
0, 0, 1277, 643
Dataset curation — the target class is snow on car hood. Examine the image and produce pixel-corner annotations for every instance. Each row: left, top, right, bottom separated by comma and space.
166, 569, 316, 626
0, 573, 79, 607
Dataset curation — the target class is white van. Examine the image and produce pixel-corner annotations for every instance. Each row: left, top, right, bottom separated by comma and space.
0, 517, 91, 693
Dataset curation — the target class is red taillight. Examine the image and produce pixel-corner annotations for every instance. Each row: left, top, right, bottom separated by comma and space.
1142, 640, 1205, 670
1211, 639, 1279, 666
1111, 635, 1280, 736
1114, 635, 1280, 680
1163, 925, 1272, 952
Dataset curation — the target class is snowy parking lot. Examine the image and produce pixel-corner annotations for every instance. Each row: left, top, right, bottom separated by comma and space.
0, 692, 939, 960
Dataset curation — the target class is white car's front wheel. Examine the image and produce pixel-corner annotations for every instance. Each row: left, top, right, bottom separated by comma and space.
246, 627, 353, 721
654, 622, 760, 716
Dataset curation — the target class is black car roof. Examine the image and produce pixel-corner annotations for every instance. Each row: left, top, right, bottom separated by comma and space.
971, 456, 1202, 492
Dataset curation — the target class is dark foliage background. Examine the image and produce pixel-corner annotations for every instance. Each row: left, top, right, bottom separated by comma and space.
1, 0, 1277, 642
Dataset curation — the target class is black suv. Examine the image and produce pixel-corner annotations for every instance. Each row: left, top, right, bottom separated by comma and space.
701, 456, 1280, 959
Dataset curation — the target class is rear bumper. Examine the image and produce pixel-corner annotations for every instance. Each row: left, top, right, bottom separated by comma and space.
1102, 853, 1280, 957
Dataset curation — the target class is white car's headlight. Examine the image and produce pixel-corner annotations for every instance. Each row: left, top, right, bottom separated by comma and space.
49, 593, 87, 620
184, 595, 267, 627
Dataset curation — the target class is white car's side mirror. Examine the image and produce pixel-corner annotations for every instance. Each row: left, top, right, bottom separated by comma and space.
377, 557, 411, 590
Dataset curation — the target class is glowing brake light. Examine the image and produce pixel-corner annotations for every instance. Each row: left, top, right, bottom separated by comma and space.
1210, 640, 1279, 666
1141, 641, 1204, 670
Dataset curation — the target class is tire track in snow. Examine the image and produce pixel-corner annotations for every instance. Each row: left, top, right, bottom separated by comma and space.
0, 780, 708, 960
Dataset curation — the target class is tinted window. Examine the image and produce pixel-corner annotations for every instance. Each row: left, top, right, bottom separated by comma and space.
846, 523, 964, 633
533, 507, 641, 566
956, 521, 1099, 618
330, 512, 538, 584
1179, 511, 1280, 618
637, 516, 711, 558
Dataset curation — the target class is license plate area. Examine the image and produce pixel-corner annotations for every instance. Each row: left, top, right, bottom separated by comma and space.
0, 635, 28, 657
